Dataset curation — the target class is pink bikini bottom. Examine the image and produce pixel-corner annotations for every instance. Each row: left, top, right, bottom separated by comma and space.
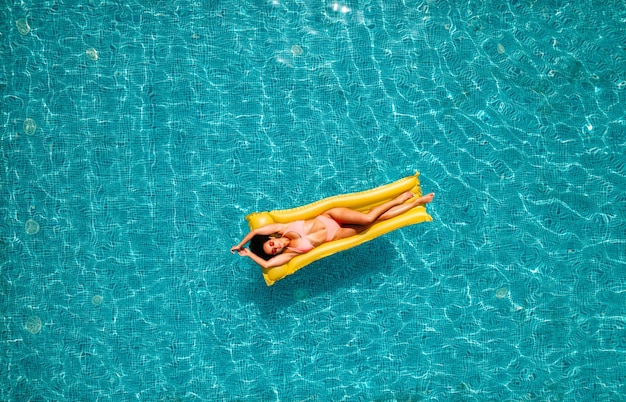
316, 215, 341, 241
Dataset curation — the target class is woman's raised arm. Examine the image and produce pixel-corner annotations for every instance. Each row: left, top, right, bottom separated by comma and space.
230, 223, 285, 253
235, 247, 296, 269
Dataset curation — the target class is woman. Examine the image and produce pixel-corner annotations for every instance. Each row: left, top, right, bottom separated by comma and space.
231, 191, 434, 269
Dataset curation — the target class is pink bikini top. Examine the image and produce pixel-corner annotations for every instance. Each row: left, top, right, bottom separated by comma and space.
284, 220, 314, 253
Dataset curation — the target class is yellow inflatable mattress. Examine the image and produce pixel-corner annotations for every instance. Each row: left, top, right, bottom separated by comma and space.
245, 172, 432, 286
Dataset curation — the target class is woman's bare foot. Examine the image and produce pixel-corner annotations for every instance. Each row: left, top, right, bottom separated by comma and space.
414, 192, 435, 205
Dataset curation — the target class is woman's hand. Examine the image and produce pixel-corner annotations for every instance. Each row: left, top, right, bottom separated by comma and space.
231, 245, 251, 257
236, 248, 252, 257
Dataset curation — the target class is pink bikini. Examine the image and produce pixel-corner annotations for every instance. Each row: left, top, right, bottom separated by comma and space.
285, 215, 341, 253
316, 215, 341, 240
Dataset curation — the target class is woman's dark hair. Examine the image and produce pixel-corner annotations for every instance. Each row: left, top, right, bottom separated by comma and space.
249, 235, 273, 261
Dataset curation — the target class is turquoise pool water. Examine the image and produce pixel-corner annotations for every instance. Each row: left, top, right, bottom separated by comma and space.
2, 0, 625, 400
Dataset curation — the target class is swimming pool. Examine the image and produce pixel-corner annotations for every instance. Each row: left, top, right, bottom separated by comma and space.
2, 0, 625, 400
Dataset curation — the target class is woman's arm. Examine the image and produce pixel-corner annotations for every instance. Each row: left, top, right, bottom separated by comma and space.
236, 248, 296, 269
230, 223, 285, 253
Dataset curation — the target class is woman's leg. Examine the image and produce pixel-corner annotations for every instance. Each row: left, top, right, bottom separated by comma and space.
328, 192, 435, 240
324, 191, 415, 226
377, 192, 435, 220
